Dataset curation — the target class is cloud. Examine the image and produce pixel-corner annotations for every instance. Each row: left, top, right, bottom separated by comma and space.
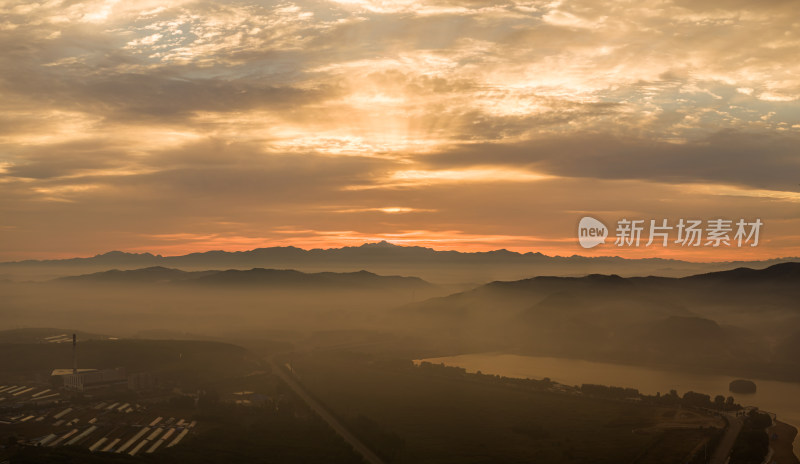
0, 0, 799, 260
423, 130, 800, 192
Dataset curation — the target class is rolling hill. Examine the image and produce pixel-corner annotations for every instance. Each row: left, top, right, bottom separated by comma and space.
401, 262, 800, 380
56, 266, 435, 291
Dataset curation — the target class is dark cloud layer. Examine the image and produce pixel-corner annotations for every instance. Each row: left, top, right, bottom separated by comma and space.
425, 131, 800, 192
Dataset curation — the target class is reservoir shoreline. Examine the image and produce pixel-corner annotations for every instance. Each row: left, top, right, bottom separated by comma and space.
420, 352, 800, 461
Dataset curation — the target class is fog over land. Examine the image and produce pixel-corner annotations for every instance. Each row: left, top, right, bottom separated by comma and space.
2, 244, 798, 383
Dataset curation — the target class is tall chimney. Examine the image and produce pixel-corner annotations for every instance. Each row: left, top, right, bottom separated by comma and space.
72, 333, 77, 375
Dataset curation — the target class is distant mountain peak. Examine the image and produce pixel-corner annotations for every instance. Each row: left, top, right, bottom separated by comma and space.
585, 273, 625, 280
95, 250, 154, 258
359, 240, 399, 248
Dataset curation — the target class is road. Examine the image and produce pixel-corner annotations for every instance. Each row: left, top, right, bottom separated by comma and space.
710, 413, 744, 464
269, 359, 386, 464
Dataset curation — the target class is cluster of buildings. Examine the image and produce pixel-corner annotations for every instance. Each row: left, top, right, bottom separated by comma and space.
1, 334, 197, 460
49, 335, 158, 392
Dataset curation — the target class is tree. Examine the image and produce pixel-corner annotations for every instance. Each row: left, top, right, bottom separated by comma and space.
683, 391, 711, 407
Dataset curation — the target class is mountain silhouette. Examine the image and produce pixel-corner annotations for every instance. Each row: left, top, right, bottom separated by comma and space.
56, 266, 434, 291
4, 243, 798, 284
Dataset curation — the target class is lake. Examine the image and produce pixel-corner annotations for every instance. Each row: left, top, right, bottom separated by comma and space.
419, 353, 800, 455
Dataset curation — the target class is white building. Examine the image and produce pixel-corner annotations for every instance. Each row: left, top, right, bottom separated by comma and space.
60, 367, 128, 392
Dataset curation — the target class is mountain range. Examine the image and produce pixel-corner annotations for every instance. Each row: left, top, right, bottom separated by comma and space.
2, 241, 797, 284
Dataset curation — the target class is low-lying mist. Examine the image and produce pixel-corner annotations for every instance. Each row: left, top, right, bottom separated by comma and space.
2, 263, 799, 383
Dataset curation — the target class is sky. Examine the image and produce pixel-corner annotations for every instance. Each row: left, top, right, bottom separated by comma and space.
0, 0, 799, 261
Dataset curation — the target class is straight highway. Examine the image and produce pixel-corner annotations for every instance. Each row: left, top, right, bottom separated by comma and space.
269, 359, 386, 464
